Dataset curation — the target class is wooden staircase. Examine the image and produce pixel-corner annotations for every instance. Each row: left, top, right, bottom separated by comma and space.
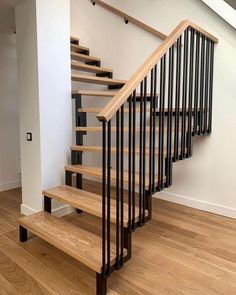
18, 20, 218, 295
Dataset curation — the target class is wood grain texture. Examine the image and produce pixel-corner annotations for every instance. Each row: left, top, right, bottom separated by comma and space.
73, 90, 118, 97
65, 165, 161, 190
70, 145, 178, 157
71, 52, 100, 63
70, 36, 79, 44
72, 74, 126, 85
43, 185, 147, 227
97, 20, 218, 122
71, 44, 89, 53
71, 61, 113, 74
18, 212, 126, 273
1, 186, 236, 294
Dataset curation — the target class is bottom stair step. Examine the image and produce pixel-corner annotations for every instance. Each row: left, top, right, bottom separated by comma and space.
18, 212, 126, 273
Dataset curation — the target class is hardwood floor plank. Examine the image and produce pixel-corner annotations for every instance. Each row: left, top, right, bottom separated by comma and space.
1, 186, 236, 295
0, 250, 51, 295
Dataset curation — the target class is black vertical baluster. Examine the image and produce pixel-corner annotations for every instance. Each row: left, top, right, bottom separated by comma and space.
139, 81, 144, 226
152, 65, 157, 192
128, 95, 132, 231
162, 56, 166, 189
132, 90, 136, 230
166, 45, 174, 186
187, 28, 195, 157
174, 35, 182, 161
204, 38, 210, 134
120, 105, 124, 266
143, 77, 147, 223
181, 29, 189, 159
102, 121, 106, 276
199, 35, 206, 135
116, 110, 120, 269
208, 41, 215, 134
193, 31, 200, 135
158, 55, 166, 190
107, 120, 111, 275
149, 69, 154, 193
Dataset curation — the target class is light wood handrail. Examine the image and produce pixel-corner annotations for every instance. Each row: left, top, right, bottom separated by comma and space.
97, 20, 218, 122
91, 0, 167, 40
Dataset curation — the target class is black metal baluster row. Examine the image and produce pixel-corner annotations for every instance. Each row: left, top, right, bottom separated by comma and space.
100, 26, 216, 280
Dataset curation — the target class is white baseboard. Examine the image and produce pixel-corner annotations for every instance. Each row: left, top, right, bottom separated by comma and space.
21, 203, 74, 217
52, 205, 75, 217
0, 180, 21, 192
156, 191, 236, 219
21, 204, 39, 216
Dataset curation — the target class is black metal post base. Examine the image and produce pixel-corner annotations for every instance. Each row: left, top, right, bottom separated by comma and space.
123, 228, 132, 260
76, 209, 83, 214
44, 196, 52, 213
19, 225, 28, 242
96, 273, 107, 295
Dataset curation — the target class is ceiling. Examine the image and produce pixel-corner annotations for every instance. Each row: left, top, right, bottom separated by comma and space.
224, 0, 236, 10
0, 0, 22, 34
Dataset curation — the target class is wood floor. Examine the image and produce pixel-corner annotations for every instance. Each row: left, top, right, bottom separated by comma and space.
1, 184, 236, 294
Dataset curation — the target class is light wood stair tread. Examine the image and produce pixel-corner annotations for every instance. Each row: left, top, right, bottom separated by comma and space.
71, 145, 175, 156
71, 61, 113, 74
71, 44, 89, 53
18, 212, 125, 273
75, 90, 119, 97
73, 90, 152, 97
71, 52, 100, 63
72, 74, 126, 86
65, 165, 161, 189
43, 185, 147, 227
75, 126, 171, 132
70, 36, 79, 44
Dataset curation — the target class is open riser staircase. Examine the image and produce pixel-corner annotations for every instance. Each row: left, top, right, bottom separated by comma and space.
18, 7, 218, 295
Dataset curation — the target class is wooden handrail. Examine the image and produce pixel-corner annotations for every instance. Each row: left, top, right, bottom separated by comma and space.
91, 0, 167, 40
97, 20, 218, 122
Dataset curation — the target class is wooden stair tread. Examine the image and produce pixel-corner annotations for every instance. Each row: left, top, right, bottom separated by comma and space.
71, 44, 89, 53
75, 126, 170, 132
18, 212, 125, 273
71, 145, 175, 156
72, 74, 126, 86
76, 90, 118, 97
73, 90, 154, 98
70, 36, 79, 44
65, 165, 161, 189
71, 61, 113, 74
71, 52, 100, 63
43, 185, 147, 227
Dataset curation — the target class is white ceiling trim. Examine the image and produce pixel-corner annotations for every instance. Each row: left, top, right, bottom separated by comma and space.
201, 0, 236, 29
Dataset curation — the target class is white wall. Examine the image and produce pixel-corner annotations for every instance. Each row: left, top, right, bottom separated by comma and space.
0, 33, 21, 192
71, 0, 236, 218
15, 0, 72, 215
